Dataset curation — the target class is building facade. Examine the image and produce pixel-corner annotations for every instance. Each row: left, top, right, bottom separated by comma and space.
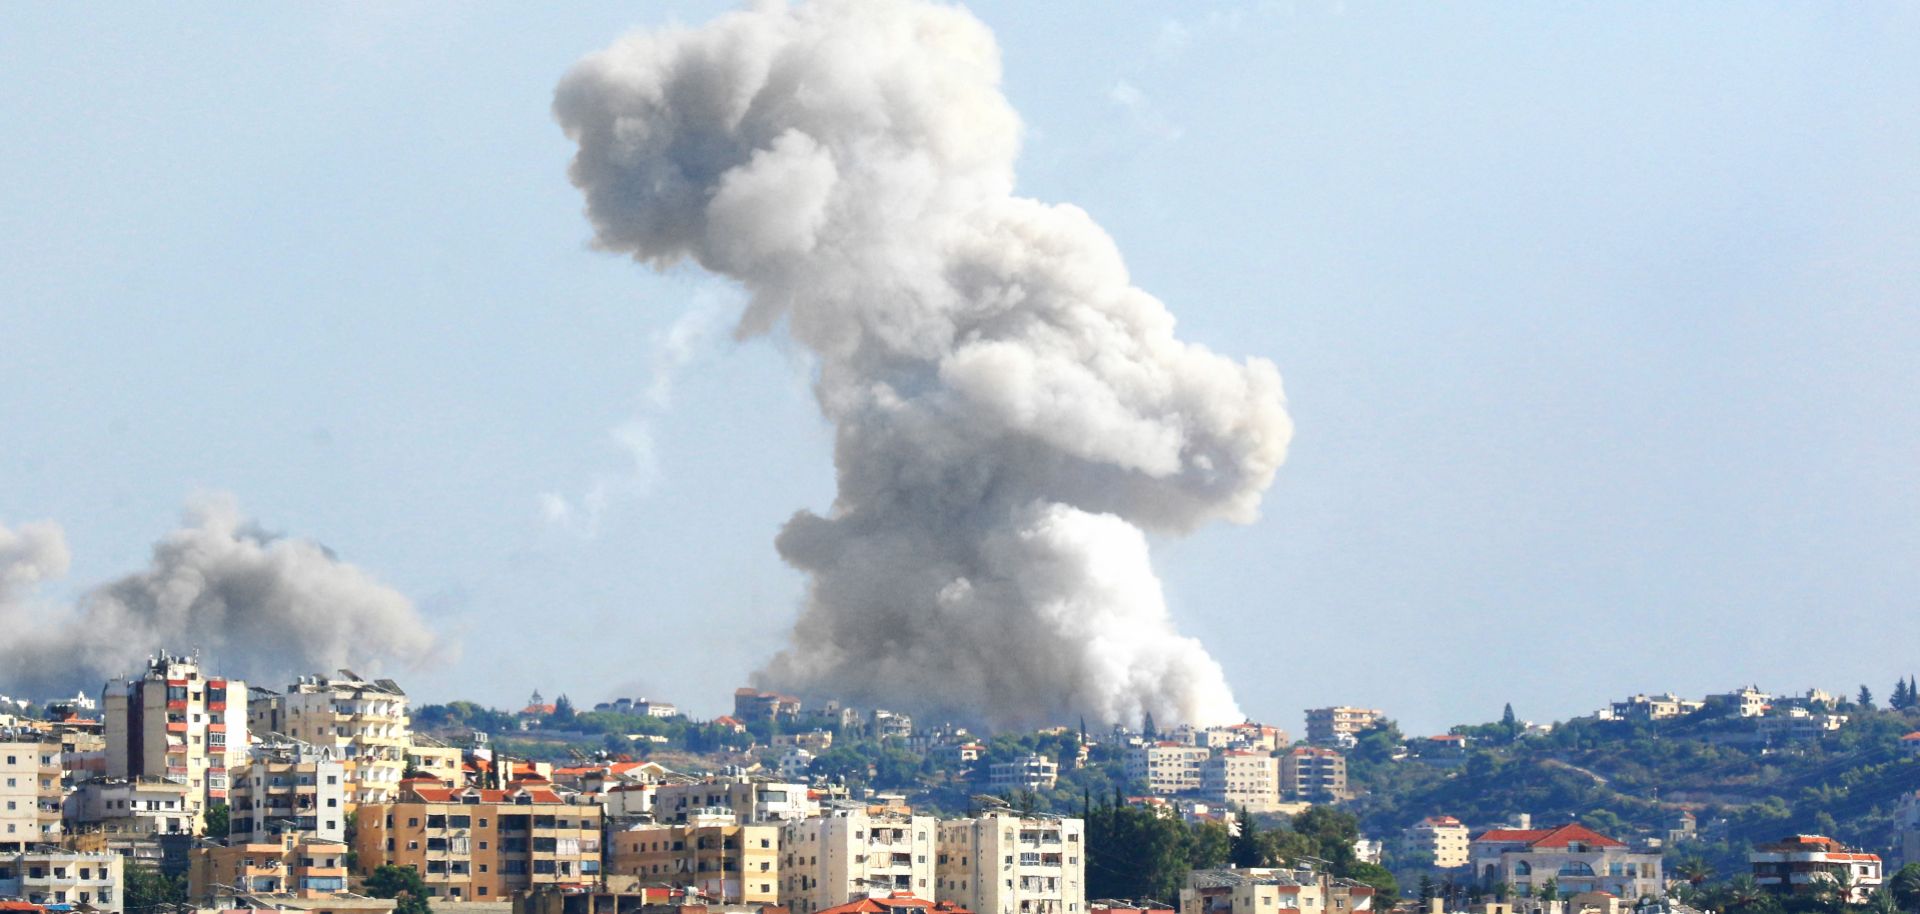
1278, 748, 1348, 802
0, 732, 63, 850
1750, 835, 1882, 904
935, 812, 1085, 914
187, 834, 349, 902
1304, 708, 1382, 746
267, 674, 410, 806
0, 849, 124, 914
229, 742, 349, 842
103, 654, 247, 820
653, 776, 817, 824
988, 757, 1059, 793
608, 812, 780, 905
1127, 744, 1210, 795
1201, 752, 1281, 813
1401, 816, 1470, 868
353, 779, 603, 902
782, 808, 937, 914
63, 778, 196, 840
1469, 823, 1663, 900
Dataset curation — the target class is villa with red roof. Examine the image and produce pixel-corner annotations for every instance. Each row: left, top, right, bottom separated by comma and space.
1901, 731, 1920, 758
1750, 835, 1883, 904
1469, 823, 1664, 900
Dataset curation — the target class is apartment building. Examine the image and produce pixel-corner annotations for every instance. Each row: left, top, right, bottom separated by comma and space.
987, 757, 1059, 793
1200, 725, 1287, 753
935, 812, 1085, 914
1607, 694, 1704, 722
103, 654, 247, 818
229, 742, 349, 842
1278, 748, 1348, 802
1178, 867, 1376, 914
187, 834, 349, 901
353, 778, 604, 902
1750, 835, 1882, 904
1707, 686, 1772, 718
64, 778, 196, 839
1127, 744, 1210, 795
608, 811, 780, 904
1469, 823, 1663, 900
653, 775, 817, 824
782, 807, 936, 914
733, 689, 803, 724
0, 731, 63, 850
1304, 709, 1382, 746
1401, 816, 1470, 868
779, 747, 817, 781
263, 673, 411, 806
0, 849, 124, 914
1200, 752, 1281, 813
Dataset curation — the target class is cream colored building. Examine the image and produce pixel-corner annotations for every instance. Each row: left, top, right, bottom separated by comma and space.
987, 756, 1059, 793
103, 654, 247, 823
188, 834, 350, 902
608, 811, 779, 904
1179, 867, 1377, 914
0, 731, 63, 850
1279, 748, 1348, 802
63, 778, 196, 839
1304, 708, 1382, 745
653, 775, 817, 824
936, 811, 1085, 914
264, 673, 410, 806
1402, 816, 1471, 868
230, 741, 349, 842
354, 779, 603, 902
0, 849, 124, 914
1201, 752, 1281, 813
782, 807, 936, 914
1127, 744, 1210, 795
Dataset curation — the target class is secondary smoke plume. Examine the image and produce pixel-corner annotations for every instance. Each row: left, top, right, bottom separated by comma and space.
556, 0, 1291, 729
0, 495, 441, 697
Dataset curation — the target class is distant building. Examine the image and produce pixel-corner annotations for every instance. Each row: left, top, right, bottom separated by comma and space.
353, 778, 604, 902
653, 775, 817, 824
819, 894, 975, 914
1706, 687, 1772, 718
1750, 835, 1882, 904
103, 654, 247, 818
1127, 744, 1210, 795
779, 746, 817, 781
1902, 732, 1920, 758
936, 811, 1084, 914
0, 730, 64, 849
1758, 709, 1847, 743
1304, 708, 1382, 746
734, 689, 803, 724
635, 698, 681, 719
187, 833, 348, 904
1469, 823, 1663, 900
781, 808, 936, 914
63, 778, 196, 841
0, 848, 124, 914
1200, 752, 1281, 813
1278, 748, 1348, 802
1199, 724, 1286, 753
1178, 867, 1376, 914
1608, 694, 1704, 722
262, 672, 410, 806
227, 741, 349, 842
988, 756, 1059, 793
1402, 815, 1471, 868
872, 710, 914, 741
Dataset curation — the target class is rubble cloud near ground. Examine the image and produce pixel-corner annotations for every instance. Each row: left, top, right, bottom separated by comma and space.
0, 494, 442, 698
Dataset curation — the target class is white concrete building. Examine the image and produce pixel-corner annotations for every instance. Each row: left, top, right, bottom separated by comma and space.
936, 811, 1085, 914
779, 746, 817, 781
1200, 751, 1281, 813
63, 778, 196, 838
0, 732, 62, 851
1127, 743, 1210, 795
988, 756, 1059, 793
653, 775, 818, 823
0, 850, 124, 914
782, 807, 937, 914
103, 654, 247, 819
228, 741, 349, 842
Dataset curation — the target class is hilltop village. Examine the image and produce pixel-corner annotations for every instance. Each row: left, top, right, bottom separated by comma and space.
5, 656, 1920, 914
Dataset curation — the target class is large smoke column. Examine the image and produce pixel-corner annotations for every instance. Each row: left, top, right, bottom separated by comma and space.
556, 0, 1292, 729
0, 495, 442, 697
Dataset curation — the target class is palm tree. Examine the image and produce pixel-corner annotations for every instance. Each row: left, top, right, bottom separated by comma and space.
1891, 864, 1920, 912
1864, 888, 1900, 914
1678, 857, 1715, 888
1725, 875, 1768, 914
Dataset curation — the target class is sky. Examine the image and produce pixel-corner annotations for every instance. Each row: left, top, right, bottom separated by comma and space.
2, 1, 1917, 737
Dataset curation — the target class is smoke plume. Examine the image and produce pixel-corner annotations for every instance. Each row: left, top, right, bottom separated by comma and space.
556, 0, 1291, 728
0, 495, 441, 698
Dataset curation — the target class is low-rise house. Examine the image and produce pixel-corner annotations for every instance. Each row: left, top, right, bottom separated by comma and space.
1757, 709, 1847, 743
1178, 867, 1375, 914
187, 834, 348, 903
1750, 835, 1881, 904
63, 778, 196, 839
1469, 823, 1662, 900
1608, 694, 1703, 722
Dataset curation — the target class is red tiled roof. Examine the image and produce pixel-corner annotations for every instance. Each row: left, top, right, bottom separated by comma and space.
1900, 732, 1920, 741
815, 894, 974, 914
1473, 823, 1625, 849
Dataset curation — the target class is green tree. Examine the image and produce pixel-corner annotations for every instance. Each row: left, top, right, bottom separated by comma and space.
366, 864, 433, 914
1539, 878, 1560, 905
1188, 820, 1233, 870
1501, 704, 1520, 742
203, 801, 229, 837
1859, 686, 1875, 710
1231, 808, 1264, 868
124, 864, 186, 911
550, 694, 577, 725
1889, 863, 1920, 911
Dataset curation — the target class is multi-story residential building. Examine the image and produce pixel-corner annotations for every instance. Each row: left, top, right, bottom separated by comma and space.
782, 807, 936, 914
1707, 687, 1772, 718
1401, 816, 1471, 868
229, 741, 349, 842
187, 834, 349, 902
353, 778, 603, 902
0, 731, 63, 850
1759, 709, 1848, 744
103, 654, 247, 819
0, 849, 124, 914
779, 747, 817, 781
63, 778, 196, 839
263, 673, 410, 806
1278, 748, 1348, 802
1750, 835, 1882, 904
634, 699, 681, 719
1200, 752, 1281, 813
1199, 725, 1286, 753
1178, 867, 1376, 914
1469, 823, 1663, 900
608, 811, 779, 904
733, 689, 803, 724
935, 812, 1084, 914
1304, 708, 1382, 746
1127, 744, 1209, 795
1608, 694, 1704, 722
405, 739, 465, 787
872, 711, 914, 741
988, 756, 1059, 793
653, 775, 817, 824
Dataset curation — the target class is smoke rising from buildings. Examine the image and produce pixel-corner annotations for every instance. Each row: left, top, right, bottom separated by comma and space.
555, 0, 1292, 729
0, 495, 441, 697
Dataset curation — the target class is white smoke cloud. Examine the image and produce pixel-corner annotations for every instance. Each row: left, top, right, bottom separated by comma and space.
0, 495, 443, 697
555, 0, 1291, 728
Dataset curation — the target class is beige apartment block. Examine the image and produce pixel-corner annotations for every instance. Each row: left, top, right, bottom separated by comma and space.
781, 807, 936, 914
103, 654, 246, 824
262, 673, 411, 806
63, 777, 196, 840
609, 812, 780, 904
653, 775, 818, 824
0, 849, 124, 914
1127, 744, 1210, 795
354, 779, 604, 903
936, 812, 1085, 914
188, 833, 350, 901
0, 731, 64, 851
1279, 748, 1348, 802
1304, 708, 1382, 746
230, 741, 350, 842
1201, 752, 1282, 813
1401, 816, 1470, 868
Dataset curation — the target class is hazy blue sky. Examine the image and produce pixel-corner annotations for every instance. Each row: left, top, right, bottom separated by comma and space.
3, 2, 1917, 736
